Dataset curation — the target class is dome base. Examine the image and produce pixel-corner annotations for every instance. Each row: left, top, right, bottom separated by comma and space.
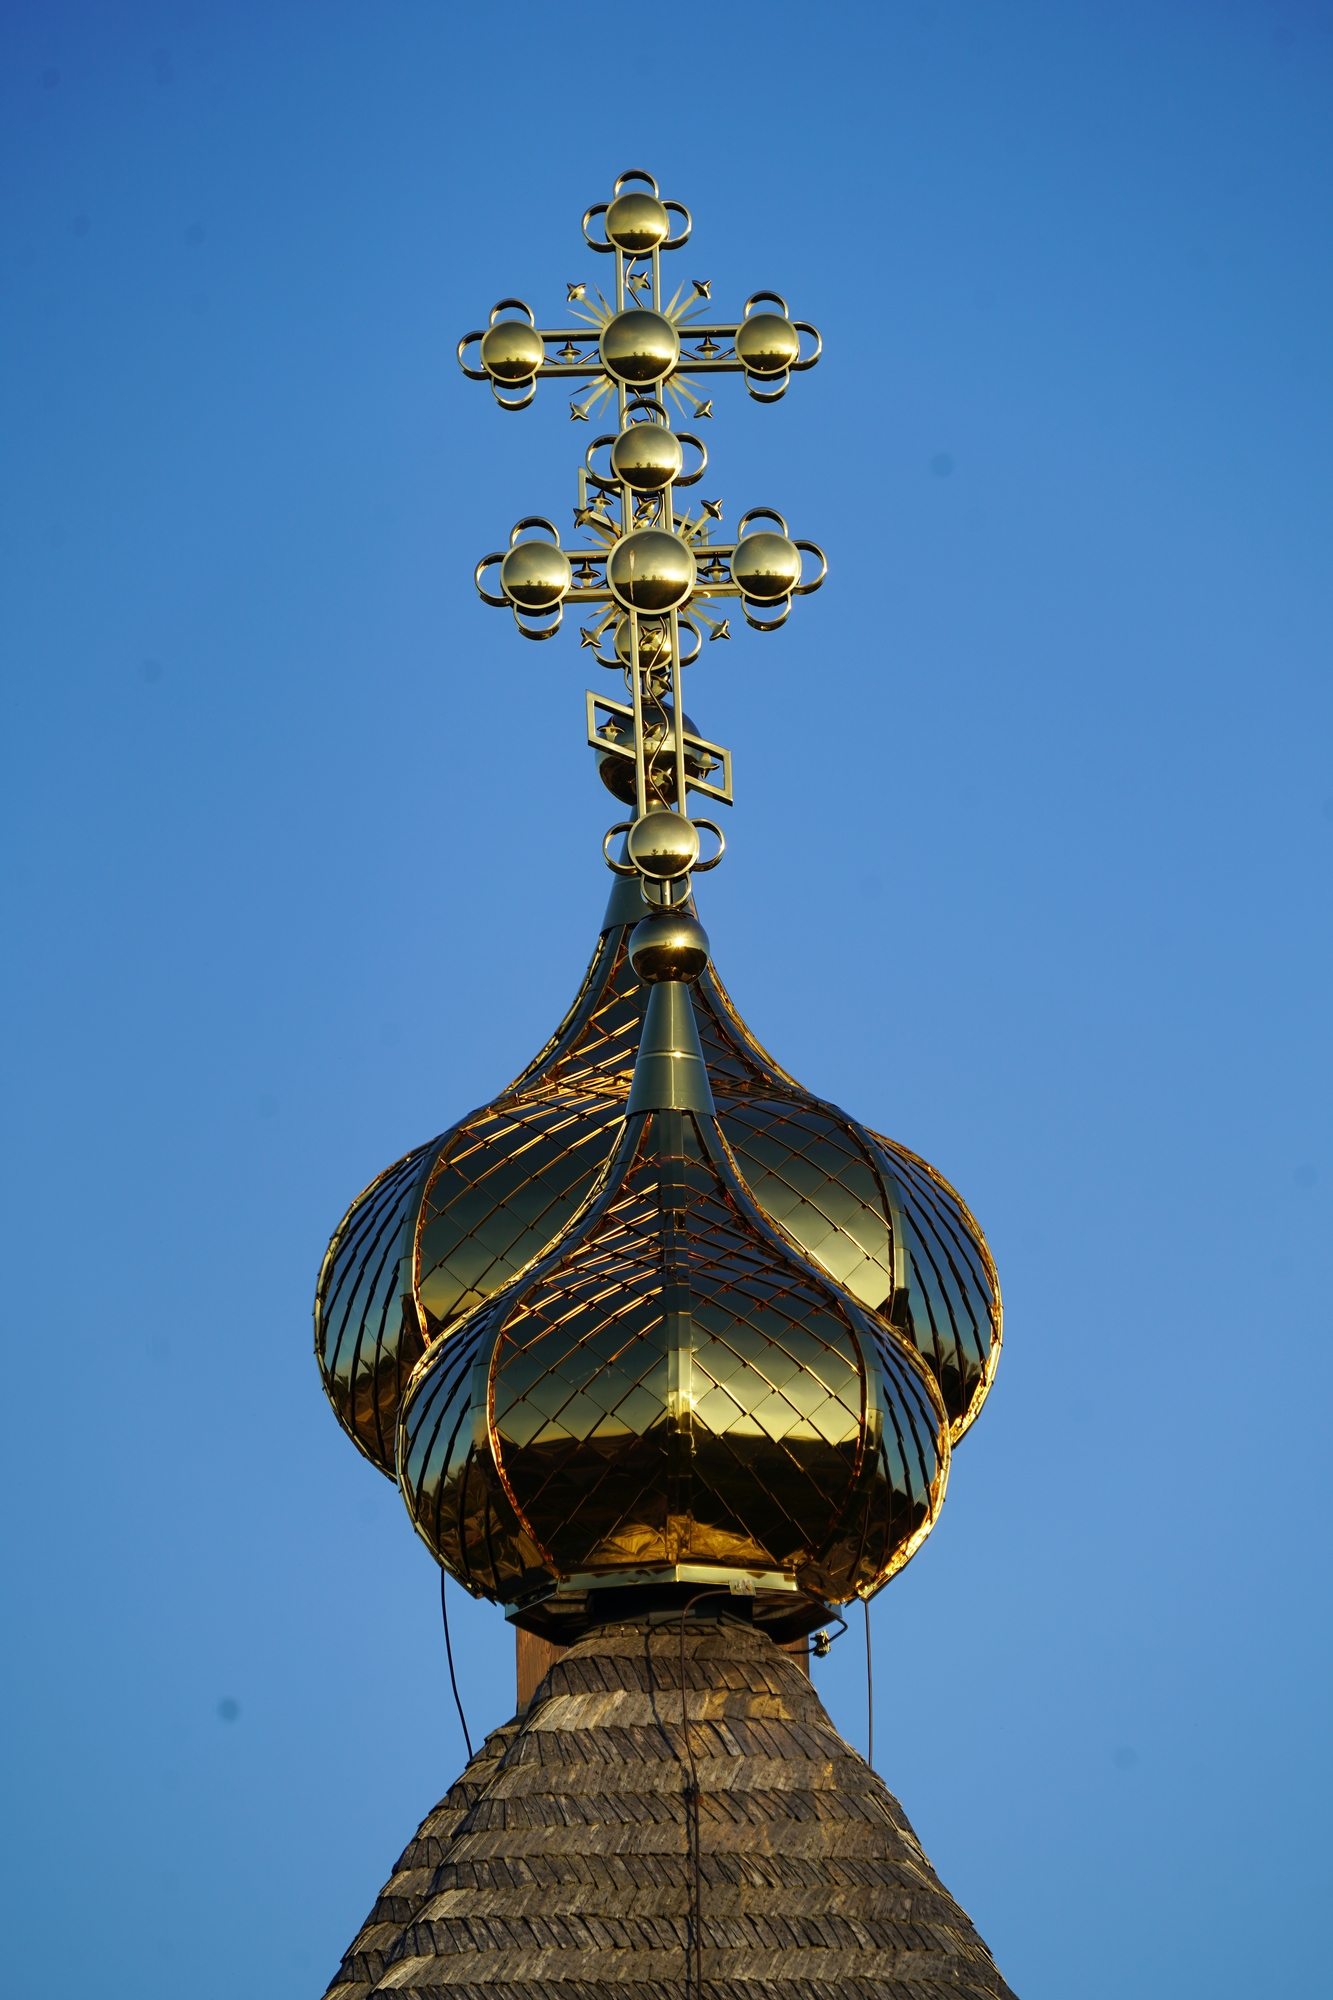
320, 1616, 1019, 2000
503, 1573, 832, 1649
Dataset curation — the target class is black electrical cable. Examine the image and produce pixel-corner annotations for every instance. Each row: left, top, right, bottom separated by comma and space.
440, 1568, 473, 1760
864, 1596, 874, 1772
662, 1590, 840, 1992
677, 1588, 734, 2000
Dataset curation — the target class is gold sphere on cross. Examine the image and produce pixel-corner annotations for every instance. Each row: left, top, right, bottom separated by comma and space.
626, 808, 700, 880
731, 530, 802, 604
600, 310, 680, 386
735, 312, 801, 379
479, 320, 545, 383
500, 539, 572, 609
604, 192, 672, 253
608, 529, 695, 613
610, 424, 683, 492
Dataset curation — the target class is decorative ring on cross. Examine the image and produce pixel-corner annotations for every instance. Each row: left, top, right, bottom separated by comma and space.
509, 515, 561, 548
674, 616, 703, 666
583, 435, 620, 491
475, 519, 573, 638
584, 173, 692, 256
459, 299, 544, 410
602, 823, 637, 875
722, 509, 826, 630
641, 875, 695, 910
741, 597, 793, 633
734, 292, 819, 403
582, 204, 614, 253
736, 507, 788, 537
791, 541, 828, 596
688, 818, 726, 872
473, 552, 508, 609
658, 203, 692, 251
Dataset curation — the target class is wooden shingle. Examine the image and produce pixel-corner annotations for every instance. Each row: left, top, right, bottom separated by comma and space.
321, 1619, 1017, 2000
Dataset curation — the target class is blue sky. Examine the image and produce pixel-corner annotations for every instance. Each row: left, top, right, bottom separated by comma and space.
2, 4, 1330, 1996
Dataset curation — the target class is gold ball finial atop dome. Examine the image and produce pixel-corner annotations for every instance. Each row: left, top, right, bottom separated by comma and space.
629, 909, 710, 983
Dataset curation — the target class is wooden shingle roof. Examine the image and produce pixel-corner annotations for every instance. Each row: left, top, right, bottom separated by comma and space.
322, 1617, 1018, 2000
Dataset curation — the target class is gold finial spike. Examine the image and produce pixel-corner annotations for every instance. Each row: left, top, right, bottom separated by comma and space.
625, 970, 715, 1116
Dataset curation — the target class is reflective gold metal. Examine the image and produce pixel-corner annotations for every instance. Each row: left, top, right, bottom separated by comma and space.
735, 311, 802, 378
397, 1104, 950, 1611
461, 176, 831, 853
479, 315, 544, 383
609, 422, 685, 491
607, 529, 696, 613
601, 824, 637, 875
604, 190, 673, 253
316, 171, 1005, 1639
499, 536, 571, 610
689, 817, 725, 870
626, 807, 699, 879
459, 175, 820, 425
629, 909, 711, 983
600, 309, 681, 385
316, 908, 1002, 1640
472, 517, 583, 639
731, 529, 803, 604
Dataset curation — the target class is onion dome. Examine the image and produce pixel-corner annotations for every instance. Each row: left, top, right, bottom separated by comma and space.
396, 1086, 948, 1635
319, 1616, 1019, 2000
315, 886, 1000, 1484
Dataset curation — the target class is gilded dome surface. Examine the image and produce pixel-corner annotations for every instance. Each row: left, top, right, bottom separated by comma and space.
694, 966, 1001, 1436
316, 903, 1000, 1483
397, 1104, 947, 1616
